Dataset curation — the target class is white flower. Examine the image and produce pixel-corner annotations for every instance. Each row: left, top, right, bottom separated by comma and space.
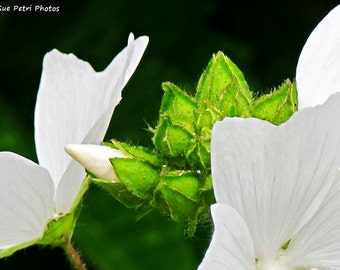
297, 5, 340, 109
199, 5, 340, 269
64, 144, 127, 181
0, 33, 148, 253
199, 92, 340, 269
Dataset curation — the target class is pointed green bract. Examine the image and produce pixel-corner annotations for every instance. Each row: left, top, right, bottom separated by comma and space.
252, 80, 298, 125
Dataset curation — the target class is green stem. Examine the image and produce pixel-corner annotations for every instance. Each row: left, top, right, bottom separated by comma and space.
63, 236, 87, 270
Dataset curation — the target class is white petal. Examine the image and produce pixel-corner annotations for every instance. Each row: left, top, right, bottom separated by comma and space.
285, 171, 340, 269
81, 34, 149, 144
34, 34, 149, 189
54, 159, 85, 214
65, 144, 126, 181
0, 152, 54, 249
211, 93, 340, 262
198, 204, 256, 270
296, 4, 340, 109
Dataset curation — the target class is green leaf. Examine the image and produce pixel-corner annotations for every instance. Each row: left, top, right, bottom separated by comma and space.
252, 79, 297, 125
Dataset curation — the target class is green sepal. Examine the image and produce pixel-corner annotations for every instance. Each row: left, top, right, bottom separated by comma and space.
0, 239, 37, 259
154, 170, 200, 236
36, 210, 78, 247
103, 139, 162, 167
153, 82, 197, 159
252, 79, 298, 125
111, 158, 160, 200
92, 178, 144, 208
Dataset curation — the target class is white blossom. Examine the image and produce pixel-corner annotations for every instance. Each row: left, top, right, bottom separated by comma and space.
199, 92, 340, 269
0, 33, 148, 252
199, 4, 340, 269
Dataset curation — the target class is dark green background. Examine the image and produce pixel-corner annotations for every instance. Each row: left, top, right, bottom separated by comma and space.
0, 0, 337, 269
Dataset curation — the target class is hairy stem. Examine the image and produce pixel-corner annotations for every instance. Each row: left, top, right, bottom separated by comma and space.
63, 236, 87, 270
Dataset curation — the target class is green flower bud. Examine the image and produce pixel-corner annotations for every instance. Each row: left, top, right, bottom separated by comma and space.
91, 141, 162, 208
187, 52, 253, 168
252, 79, 298, 125
153, 82, 197, 159
154, 170, 200, 236
195, 51, 252, 120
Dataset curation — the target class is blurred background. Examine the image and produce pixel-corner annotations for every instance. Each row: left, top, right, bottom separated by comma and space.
0, 0, 338, 269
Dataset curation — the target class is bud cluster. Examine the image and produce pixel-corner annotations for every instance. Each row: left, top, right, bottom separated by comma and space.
91, 52, 297, 235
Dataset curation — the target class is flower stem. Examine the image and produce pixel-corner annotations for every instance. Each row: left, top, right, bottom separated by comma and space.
63, 236, 87, 270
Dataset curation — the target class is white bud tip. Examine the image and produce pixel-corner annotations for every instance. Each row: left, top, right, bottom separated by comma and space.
65, 144, 126, 181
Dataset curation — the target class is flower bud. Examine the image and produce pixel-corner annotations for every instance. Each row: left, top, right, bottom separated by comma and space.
74, 140, 162, 208
154, 170, 201, 235
153, 82, 197, 160
187, 52, 253, 169
251, 79, 297, 125
65, 144, 126, 181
